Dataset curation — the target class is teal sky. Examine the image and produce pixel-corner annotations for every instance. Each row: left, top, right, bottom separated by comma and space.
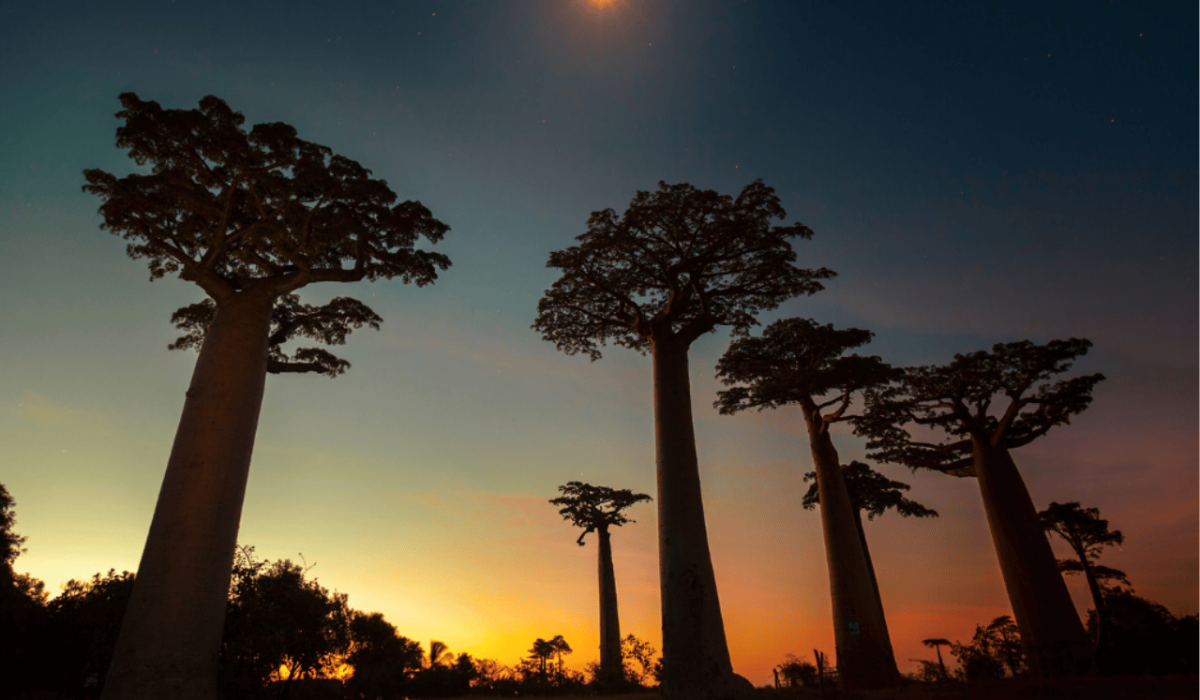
1, 0, 1195, 685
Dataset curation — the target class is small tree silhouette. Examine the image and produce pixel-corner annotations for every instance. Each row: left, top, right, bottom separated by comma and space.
534, 180, 832, 700
527, 638, 555, 680
950, 616, 1024, 681
85, 93, 450, 700
1039, 501, 1128, 657
715, 317, 901, 690
920, 638, 952, 681
856, 339, 1103, 677
548, 635, 572, 679
427, 640, 453, 669
620, 634, 659, 686
549, 482, 650, 687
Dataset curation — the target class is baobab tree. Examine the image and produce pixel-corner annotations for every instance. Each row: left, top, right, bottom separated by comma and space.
855, 339, 1104, 677
84, 93, 450, 700
549, 481, 651, 688
921, 638, 952, 681
1039, 501, 1128, 656
801, 460, 938, 633
533, 180, 834, 699
715, 317, 901, 690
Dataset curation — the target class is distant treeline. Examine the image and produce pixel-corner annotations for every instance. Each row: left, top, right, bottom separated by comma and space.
2, 492, 659, 700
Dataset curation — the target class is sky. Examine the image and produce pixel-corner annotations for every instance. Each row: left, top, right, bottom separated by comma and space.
1, 0, 1196, 686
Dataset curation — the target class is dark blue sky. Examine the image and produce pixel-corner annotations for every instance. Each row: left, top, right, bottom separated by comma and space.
1, 0, 1195, 682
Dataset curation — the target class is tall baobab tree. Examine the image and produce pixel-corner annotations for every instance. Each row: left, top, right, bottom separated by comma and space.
534, 180, 834, 699
921, 638, 952, 681
550, 481, 651, 688
855, 339, 1104, 677
801, 460, 938, 630
1039, 501, 1128, 657
84, 93, 450, 700
715, 317, 901, 690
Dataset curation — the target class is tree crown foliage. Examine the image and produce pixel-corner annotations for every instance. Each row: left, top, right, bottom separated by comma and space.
801, 461, 938, 521
1, 483, 25, 570
83, 93, 450, 299
221, 546, 350, 690
533, 180, 834, 359
715, 317, 892, 420
167, 293, 384, 376
856, 339, 1105, 475
950, 615, 1024, 681
1040, 501, 1128, 586
621, 634, 659, 686
83, 93, 450, 377
550, 481, 652, 546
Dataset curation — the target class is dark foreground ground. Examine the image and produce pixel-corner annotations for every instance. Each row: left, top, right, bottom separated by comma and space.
755, 675, 1198, 700
431, 676, 1197, 700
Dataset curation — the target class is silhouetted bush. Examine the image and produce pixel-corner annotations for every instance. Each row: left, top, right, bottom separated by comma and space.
1091, 587, 1199, 675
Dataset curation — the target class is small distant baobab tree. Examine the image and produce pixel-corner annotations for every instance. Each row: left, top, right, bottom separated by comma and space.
1039, 501, 1128, 656
715, 317, 901, 690
534, 180, 834, 700
921, 638, 952, 681
855, 339, 1104, 677
801, 460, 938, 633
84, 93, 450, 700
550, 481, 651, 688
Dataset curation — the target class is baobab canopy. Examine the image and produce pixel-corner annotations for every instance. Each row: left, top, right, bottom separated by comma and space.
83, 93, 450, 313
532, 180, 835, 359
857, 339, 1106, 476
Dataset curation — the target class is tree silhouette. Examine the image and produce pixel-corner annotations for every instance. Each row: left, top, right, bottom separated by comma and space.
620, 634, 659, 686
427, 640, 453, 669
950, 615, 1024, 681
1039, 501, 1128, 657
802, 460, 938, 629
856, 339, 1103, 677
0, 483, 49, 697
1087, 587, 1199, 676
715, 317, 900, 690
83, 93, 449, 700
550, 481, 651, 688
344, 611, 423, 700
219, 548, 350, 696
1, 483, 24, 573
534, 180, 833, 700
549, 634, 573, 679
921, 638, 951, 681
527, 638, 555, 680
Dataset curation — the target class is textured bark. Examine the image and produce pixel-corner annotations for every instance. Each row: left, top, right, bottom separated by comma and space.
597, 525, 623, 686
972, 437, 1092, 677
805, 412, 901, 691
652, 337, 754, 700
102, 292, 275, 700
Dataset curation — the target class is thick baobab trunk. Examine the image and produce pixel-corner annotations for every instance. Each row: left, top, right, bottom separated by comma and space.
103, 292, 275, 700
850, 508, 886, 630
806, 422, 901, 690
597, 525, 623, 686
972, 438, 1092, 677
651, 337, 754, 700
